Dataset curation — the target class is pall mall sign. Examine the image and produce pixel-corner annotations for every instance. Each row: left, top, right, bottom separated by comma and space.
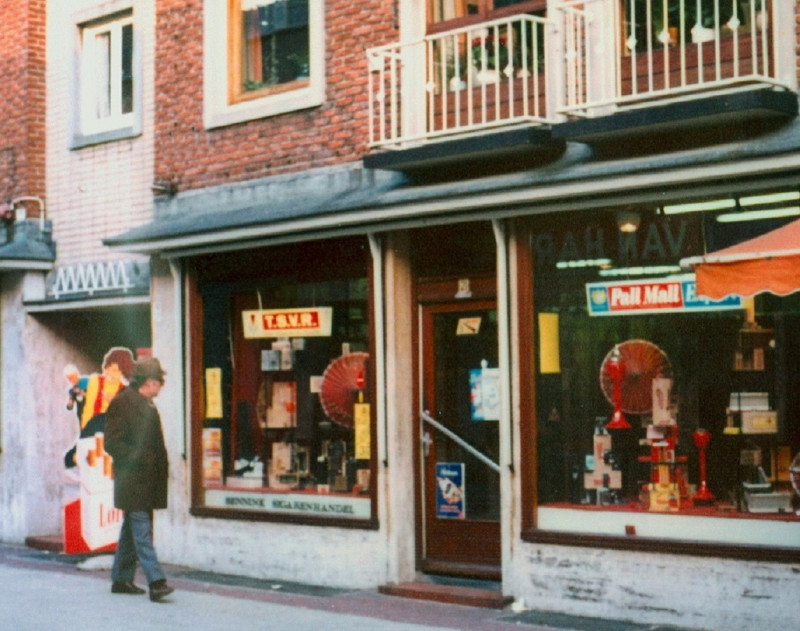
586, 275, 742, 316
242, 307, 333, 338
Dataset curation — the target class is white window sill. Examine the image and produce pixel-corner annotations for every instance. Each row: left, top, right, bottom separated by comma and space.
537, 505, 800, 549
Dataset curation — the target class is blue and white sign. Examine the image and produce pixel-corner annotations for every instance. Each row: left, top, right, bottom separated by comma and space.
587, 275, 742, 317
435, 462, 465, 519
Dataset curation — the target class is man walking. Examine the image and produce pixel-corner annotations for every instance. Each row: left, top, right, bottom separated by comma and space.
104, 357, 174, 603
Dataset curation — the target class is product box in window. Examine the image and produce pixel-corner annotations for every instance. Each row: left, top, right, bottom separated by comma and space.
266, 381, 297, 428
75, 433, 122, 549
649, 482, 680, 512
269, 442, 293, 488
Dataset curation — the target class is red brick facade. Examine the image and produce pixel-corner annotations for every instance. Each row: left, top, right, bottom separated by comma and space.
0, 0, 46, 210
154, 0, 397, 194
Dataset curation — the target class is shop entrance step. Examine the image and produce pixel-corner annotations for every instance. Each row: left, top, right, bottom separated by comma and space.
378, 581, 513, 609
24, 534, 63, 553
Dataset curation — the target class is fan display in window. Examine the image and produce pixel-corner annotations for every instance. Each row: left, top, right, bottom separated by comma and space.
599, 339, 672, 417
319, 352, 369, 428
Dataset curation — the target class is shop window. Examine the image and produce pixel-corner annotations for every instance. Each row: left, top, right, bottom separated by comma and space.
522, 210, 800, 551
73, 10, 139, 146
203, 0, 324, 128
190, 239, 375, 525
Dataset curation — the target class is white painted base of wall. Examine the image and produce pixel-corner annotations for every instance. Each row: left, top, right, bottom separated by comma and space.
511, 542, 799, 631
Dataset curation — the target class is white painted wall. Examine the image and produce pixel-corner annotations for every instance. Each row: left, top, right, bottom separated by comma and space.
0, 273, 93, 541
510, 542, 799, 631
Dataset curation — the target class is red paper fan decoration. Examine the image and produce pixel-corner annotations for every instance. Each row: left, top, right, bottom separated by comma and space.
599, 340, 671, 416
319, 352, 369, 428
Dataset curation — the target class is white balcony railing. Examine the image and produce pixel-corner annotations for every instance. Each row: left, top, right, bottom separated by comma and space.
367, 14, 556, 148
367, 2, 789, 148
555, 0, 785, 117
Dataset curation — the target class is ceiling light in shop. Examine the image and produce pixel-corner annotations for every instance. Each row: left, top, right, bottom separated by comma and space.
556, 258, 613, 270
716, 206, 800, 223
598, 265, 683, 277
662, 199, 736, 214
738, 191, 800, 207
616, 211, 641, 233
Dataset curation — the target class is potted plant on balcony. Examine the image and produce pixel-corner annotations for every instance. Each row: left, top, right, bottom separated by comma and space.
632, 1, 740, 48
471, 30, 509, 85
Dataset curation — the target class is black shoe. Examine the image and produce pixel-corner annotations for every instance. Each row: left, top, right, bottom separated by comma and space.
111, 581, 146, 595
149, 581, 174, 602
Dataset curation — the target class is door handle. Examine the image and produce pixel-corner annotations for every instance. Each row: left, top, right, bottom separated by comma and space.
421, 431, 433, 457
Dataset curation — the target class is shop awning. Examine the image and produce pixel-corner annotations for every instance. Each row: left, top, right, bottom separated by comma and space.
681, 218, 800, 299
0, 220, 56, 271
105, 118, 800, 258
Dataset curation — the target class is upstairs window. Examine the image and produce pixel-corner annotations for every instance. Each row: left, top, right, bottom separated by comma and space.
204, 0, 324, 128
79, 13, 135, 137
232, 0, 310, 102
428, 0, 543, 31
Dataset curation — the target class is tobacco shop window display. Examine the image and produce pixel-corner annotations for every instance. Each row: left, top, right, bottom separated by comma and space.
196, 259, 373, 523
529, 210, 800, 549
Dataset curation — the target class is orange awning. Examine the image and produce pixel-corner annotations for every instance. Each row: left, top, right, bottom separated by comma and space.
682, 218, 800, 300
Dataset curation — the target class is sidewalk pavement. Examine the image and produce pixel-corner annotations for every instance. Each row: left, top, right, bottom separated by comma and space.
0, 542, 695, 631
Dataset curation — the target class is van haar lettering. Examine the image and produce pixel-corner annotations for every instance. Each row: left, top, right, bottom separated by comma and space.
532, 216, 693, 268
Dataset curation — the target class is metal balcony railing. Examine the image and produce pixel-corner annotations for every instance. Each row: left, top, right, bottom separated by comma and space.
555, 0, 785, 117
366, 2, 789, 148
367, 14, 556, 148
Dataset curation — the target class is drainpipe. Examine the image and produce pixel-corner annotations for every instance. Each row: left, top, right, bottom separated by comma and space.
492, 218, 514, 590
168, 258, 188, 460
368, 233, 388, 470
11, 196, 46, 231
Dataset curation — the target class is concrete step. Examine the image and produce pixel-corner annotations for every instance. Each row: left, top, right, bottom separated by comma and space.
24, 534, 63, 553
378, 581, 513, 609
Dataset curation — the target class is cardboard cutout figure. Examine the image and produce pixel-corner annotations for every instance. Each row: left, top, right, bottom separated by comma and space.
62, 347, 135, 554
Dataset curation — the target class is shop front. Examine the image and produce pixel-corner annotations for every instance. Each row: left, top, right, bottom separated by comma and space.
511, 198, 800, 627
107, 164, 800, 628
180, 220, 510, 581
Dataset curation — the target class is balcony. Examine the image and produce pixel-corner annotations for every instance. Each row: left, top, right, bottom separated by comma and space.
365, 1, 795, 166
367, 14, 556, 151
557, 0, 788, 116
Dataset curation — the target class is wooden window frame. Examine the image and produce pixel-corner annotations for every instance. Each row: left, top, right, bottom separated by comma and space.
226, 0, 311, 105
427, 0, 546, 34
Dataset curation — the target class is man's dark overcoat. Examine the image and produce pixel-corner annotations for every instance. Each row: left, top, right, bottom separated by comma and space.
104, 386, 168, 511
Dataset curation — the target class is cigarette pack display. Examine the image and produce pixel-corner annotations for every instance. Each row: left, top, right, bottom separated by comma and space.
266, 381, 296, 428
76, 434, 122, 550
741, 410, 777, 434
649, 482, 680, 512
269, 442, 293, 488
744, 490, 792, 513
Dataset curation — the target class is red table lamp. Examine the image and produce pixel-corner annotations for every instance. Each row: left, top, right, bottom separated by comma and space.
692, 428, 714, 505
605, 346, 631, 429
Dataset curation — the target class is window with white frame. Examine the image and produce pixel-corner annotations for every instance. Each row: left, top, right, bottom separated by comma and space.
204, 0, 325, 129
78, 12, 135, 138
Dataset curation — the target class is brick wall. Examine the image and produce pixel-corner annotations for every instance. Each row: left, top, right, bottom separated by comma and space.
0, 0, 46, 210
154, 0, 398, 193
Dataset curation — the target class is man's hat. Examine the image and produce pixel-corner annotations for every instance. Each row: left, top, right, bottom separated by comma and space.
132, 357, 166, 382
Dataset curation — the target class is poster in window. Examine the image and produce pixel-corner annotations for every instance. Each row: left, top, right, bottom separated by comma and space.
354, 402, 371, 459
436, 462, 465, 519
470, 360, 500, 421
